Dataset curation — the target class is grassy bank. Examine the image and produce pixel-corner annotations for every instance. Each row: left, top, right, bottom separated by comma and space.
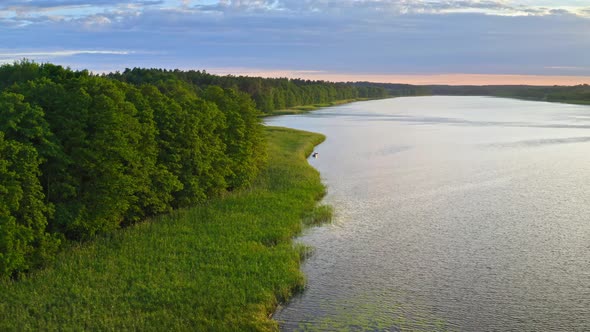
267, 98, 370, 116
0, 127, 328, 331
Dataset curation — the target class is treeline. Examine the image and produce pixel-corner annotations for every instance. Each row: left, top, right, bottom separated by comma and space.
108, 68, 391, 113
0, 61, 266, 279
367, 82, 590, 104
429, 84, 590, 104
390, 83, 590, 104
353, 82, 432, 97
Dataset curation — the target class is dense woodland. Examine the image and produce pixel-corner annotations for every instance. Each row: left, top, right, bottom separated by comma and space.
108, 68, 390, 113
353, 82, 432, 97
0, 62, 393, 279
0, 62, 269, 279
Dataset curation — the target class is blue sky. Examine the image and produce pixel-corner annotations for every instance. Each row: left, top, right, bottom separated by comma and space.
1, 0, 590, 84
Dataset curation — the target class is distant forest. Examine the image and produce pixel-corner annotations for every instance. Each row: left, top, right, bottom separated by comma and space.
369, 82, 590, 105
108, 68, 391, 113
429, 84, 590, 105
0, 61, 392, 279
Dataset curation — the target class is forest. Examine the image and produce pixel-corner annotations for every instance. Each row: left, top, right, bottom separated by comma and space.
428, 84, 590, 104
108, 68, 390, 113
0, 61, 390, 279
373, 82, 590, 104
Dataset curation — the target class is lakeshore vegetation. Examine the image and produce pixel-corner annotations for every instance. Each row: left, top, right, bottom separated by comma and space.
0, 126, 327, 330
0, 60, 389, 329
0, 61, 266, 279
5, 59, 584, 329
0, 61, 389, 280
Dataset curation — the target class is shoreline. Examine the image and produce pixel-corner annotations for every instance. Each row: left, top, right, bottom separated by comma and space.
264, 98, 372, 117
433, 94, 590, 106
0, 127, 329, 331
501, 96, 590, 106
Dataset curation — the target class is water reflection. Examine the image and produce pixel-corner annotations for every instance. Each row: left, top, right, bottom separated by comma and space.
485, 136, 590, 148
267, 96, 590, 331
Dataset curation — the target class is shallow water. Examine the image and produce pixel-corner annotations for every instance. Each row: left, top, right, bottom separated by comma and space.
266, 96, 590, 331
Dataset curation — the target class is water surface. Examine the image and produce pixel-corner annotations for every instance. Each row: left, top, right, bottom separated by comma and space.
266, 96, 590, 331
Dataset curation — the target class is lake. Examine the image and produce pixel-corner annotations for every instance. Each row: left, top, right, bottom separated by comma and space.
266, 96, 590, 331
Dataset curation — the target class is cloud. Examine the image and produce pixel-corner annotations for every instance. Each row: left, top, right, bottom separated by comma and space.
83, 15, 112, 28
1, 0, 589, 81
2, 0, 590, 22
191, 0, 590, 17
0, 0, 163, 26
193, 0, 488, 15
0, 49, 134, 64
0, 50, 131, 56
0, 0, 163, 9
0, 1, 588, 32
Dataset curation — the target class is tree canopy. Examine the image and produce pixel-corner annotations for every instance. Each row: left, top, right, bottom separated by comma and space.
0, 61, 269, 278
109, 68, 391, 113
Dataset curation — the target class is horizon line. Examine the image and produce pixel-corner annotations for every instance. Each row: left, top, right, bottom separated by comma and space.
204, 69, 590, 86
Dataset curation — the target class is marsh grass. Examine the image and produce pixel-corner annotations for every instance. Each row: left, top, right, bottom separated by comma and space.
0, 127, 326, 331
302, 205, 334, 226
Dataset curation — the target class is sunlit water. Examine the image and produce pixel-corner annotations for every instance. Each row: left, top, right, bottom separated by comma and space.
266, 96, 590, 331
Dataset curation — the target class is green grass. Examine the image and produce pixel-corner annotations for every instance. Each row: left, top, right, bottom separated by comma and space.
267, 98, 369, 116
302, 205, 334, 226
0, 126, 329, 331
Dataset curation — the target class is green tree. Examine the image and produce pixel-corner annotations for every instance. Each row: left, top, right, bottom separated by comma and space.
0, 133, 59, 279
202, 86, 266, 189
154, 80, 229, 206
123, 85, 182, 221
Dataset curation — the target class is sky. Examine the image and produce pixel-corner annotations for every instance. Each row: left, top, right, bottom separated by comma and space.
1, 0, 590, 85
